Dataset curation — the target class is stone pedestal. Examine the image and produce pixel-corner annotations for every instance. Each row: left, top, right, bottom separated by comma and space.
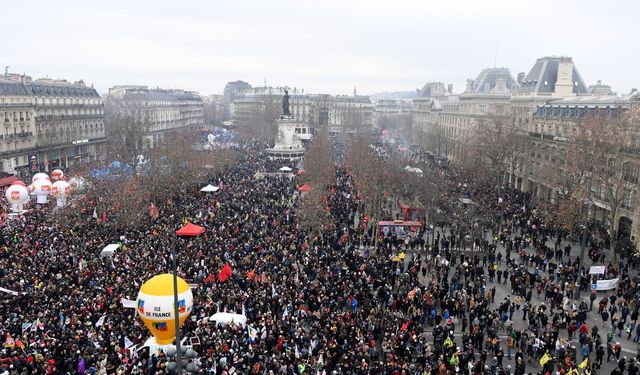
266, 115, 305, 161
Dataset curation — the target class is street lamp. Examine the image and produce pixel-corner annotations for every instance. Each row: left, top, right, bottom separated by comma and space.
171, 233, 182, 374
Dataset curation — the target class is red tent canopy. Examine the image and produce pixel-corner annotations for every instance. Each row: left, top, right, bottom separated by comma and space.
175, 222, 205, 237
298, 183, 311, 193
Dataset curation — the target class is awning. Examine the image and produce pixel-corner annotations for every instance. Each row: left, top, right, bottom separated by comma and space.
176, 222, 205, 237
279, 166, 292, 172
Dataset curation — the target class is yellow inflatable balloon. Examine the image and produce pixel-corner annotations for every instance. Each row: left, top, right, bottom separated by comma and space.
136, 274, 193, 345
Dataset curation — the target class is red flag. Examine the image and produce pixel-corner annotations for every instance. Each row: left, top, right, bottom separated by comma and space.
223, 264, 232, 278
246, 270, 255, 280
15, 340, 25, 350
218, 270, 228, 282
218, 263, 232, 282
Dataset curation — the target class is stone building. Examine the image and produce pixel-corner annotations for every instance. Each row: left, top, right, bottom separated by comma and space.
0, 75, 36, 177
328, 95, 373, 136
106, 86, 203, 149
0, 72, 105, 176
411, 68, 518, 163
521, 93, 640, 241
223, 80, 251, 120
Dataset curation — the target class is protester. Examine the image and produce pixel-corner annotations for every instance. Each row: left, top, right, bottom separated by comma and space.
0, 140, 636, 375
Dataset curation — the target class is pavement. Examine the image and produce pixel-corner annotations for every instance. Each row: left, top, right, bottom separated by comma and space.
389, 226, 639, 372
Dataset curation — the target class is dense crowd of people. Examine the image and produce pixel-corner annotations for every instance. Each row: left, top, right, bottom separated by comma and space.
0, 139, 639, 375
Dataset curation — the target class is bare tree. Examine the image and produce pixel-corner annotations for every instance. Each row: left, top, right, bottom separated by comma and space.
104, 99, 151, 162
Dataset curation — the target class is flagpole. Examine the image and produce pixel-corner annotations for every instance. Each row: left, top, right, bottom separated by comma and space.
172, 232, 182, 374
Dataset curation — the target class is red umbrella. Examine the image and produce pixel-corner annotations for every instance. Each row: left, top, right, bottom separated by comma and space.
175, 222, 205, 237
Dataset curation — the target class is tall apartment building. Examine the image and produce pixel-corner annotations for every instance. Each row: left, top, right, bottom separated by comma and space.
522, 93, 640, 240
328, 95, 373, 136
412, 68, 518, 162
223, 80, 251, 120
0, 73, 105, 177
106, 86, 203, 149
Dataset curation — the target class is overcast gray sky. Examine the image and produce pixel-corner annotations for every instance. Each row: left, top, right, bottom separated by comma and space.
2, 0, 638, 96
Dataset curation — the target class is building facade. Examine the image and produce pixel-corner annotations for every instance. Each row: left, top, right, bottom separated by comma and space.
328, 95, 373, 136
411, 68, 518, 163
519, 93, 640, 241
0, 73, 105, 176
106, 86, 203, 149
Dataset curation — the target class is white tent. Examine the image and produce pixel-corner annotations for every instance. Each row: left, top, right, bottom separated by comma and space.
200, 184, 219, 192
209, 312, 247, 327
279, 166, 292, 172
100, 244, 120, 257
139, 336, 189, 355
404, 166, 423, 174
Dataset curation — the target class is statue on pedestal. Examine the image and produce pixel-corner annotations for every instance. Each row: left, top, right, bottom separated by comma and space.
282, 89, 291, 117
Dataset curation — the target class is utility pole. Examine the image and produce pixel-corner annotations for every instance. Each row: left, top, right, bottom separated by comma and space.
171, 233, 182, 374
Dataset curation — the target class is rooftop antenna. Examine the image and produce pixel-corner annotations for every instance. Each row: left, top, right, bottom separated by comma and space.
263, 78, 267, 87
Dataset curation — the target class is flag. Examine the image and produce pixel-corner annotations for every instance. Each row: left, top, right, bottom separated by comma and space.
95, 314, 107, 327
4, 334, 15, 348
152, 322, 168, 331
568, 368, 579, 375
539, 353, 551, 366
578, 358, 589, 369
92, 208, 98, 219
15, 339, 25, 350
271, 283, 276, 298
124, 336, 134, 349
450, 354, 457, 366
248, 325, 258, 344
246, 270, 255, 280
21, 323, 32, 333
218, 263, 232, 282
177, 299, 186, 314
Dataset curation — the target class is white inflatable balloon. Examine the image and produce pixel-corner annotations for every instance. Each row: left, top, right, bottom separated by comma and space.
51, 180, 71, 197
32, 173, 50, 183
32, 179, 52, 204
51, 169, 64, 181
69, 177, 86, 192
52, 180, 71, 207
5, 185, 30, 212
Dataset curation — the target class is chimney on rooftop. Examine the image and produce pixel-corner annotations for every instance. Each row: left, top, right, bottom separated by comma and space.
447, 84, 453, 94
517, 72, 525, 86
